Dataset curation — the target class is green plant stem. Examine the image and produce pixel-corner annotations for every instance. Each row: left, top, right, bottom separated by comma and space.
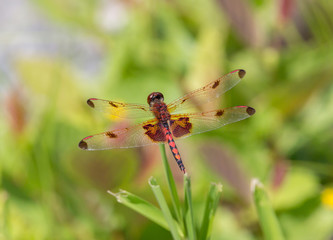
159, 144, 182, 224
149, 177, 183, 240
108, 189, 171, 231
199, 183, 222, 240
184, 174, 196, 240
252, 179, 285, 240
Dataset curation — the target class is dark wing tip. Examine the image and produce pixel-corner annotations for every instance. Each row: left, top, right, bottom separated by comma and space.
246, 107, 256, 116
87, 99, 95, 108
78, 140, 88, 150
238, 69, 246, 79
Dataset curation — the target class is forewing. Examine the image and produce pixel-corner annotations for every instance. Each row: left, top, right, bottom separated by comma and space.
87, 98, 152, 119
169, 106, 255, 139
78, 119, 167, 150
167, 69, 246, 114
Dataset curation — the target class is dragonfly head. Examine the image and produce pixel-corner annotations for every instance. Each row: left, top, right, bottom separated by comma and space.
147, 92, 164, 107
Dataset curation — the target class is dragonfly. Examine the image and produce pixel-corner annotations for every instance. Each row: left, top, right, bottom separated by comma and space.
78, 69, 255, 174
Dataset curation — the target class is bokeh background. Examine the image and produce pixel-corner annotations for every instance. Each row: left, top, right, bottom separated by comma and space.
1, 0, 333, 239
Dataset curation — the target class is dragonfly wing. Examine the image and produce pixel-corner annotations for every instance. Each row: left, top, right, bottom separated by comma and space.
87, 98, 152, 119
78, 119, 167, 150
167, 69, 246, 114
169, 106, 255, 140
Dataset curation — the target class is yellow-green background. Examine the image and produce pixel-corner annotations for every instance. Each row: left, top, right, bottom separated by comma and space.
1, 0, 333, 239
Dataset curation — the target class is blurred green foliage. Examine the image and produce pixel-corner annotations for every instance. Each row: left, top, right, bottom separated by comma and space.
1, 0, 333, 239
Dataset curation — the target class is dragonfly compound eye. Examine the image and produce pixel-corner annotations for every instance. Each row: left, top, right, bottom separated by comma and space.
147, 92, 164, 105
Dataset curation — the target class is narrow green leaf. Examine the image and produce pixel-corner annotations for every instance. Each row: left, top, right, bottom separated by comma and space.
184, 174, 197, 240
149, 177, 183, 239
251, 179, 285, 240
159, 144, 182, 223
107, 189, 169, 230
199, 183, 222, 240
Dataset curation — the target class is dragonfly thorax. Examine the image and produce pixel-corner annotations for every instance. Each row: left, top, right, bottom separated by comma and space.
152, 102, 170, 122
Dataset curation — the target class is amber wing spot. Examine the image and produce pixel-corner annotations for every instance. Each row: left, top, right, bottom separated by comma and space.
143, 123, 165, 142
170, 117, 192, 138
215, 110, 224, 116
246, 107, 256, 115
106, 131, 118, 138
109, 102, 118, 108
238, 69, 246, 78
212, 80, 220, 89
87, 99, 95, 108
79, 140, 88, 149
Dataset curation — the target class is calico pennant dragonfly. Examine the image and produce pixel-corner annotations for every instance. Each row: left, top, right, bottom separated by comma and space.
78, 69, 255, 173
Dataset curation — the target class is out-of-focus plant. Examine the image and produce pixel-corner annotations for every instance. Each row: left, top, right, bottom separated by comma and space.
109, 145, 222, 240
1, 0, 333, 239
